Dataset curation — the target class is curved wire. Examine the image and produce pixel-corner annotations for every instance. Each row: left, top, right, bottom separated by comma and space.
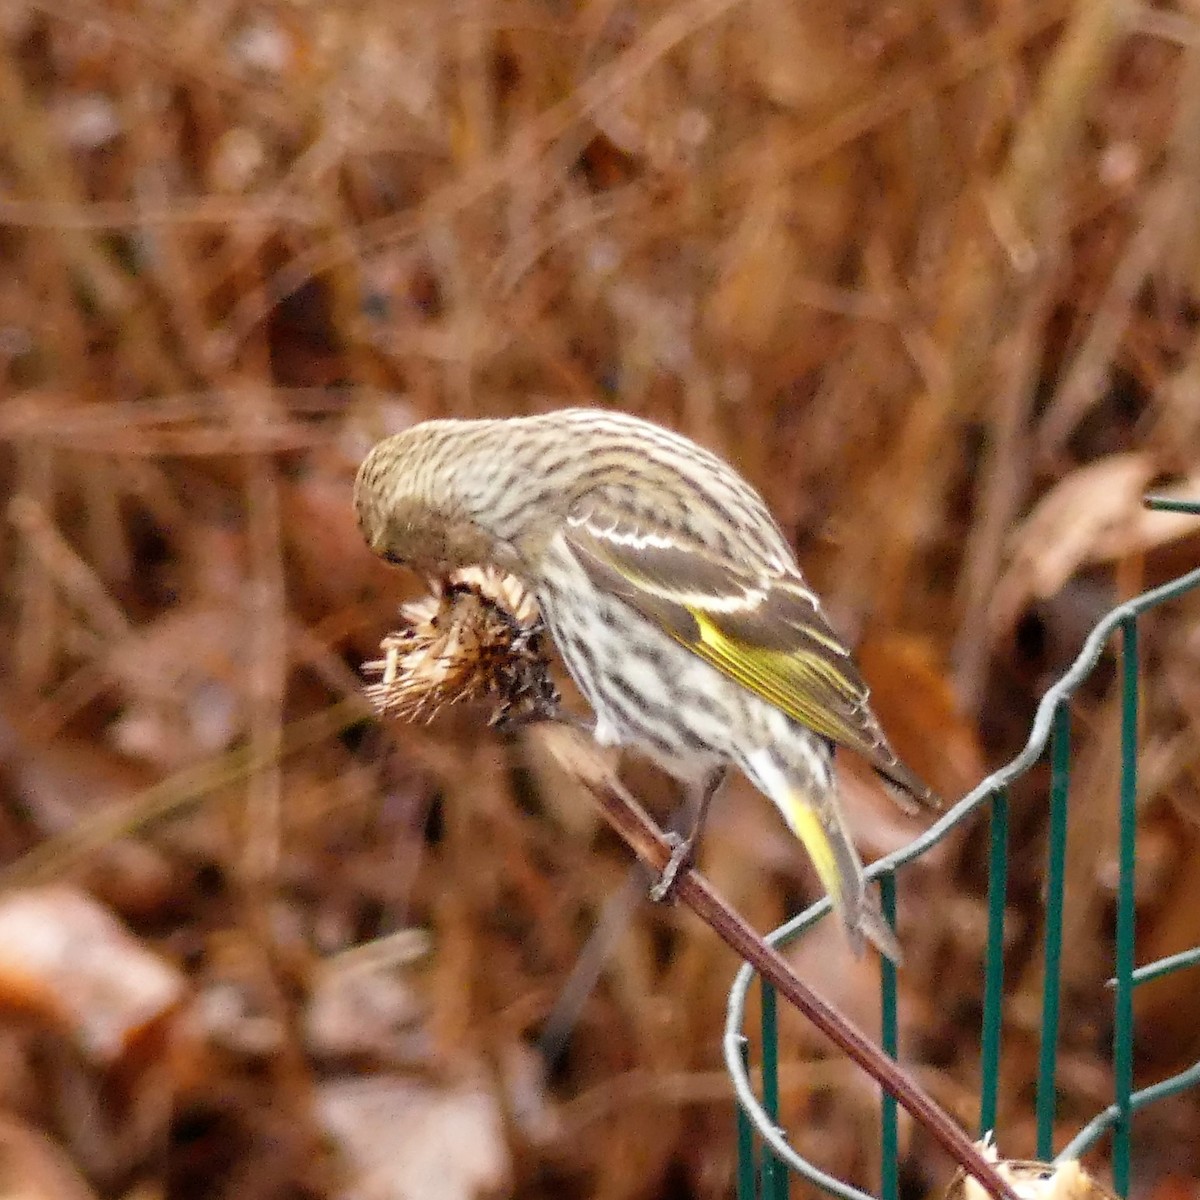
1057, 1060, 1200, 1160
725, 544, 1200, 1195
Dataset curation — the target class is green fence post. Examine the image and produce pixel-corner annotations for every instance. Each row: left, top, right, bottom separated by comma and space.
880, 872, 899, 1200
737, 1038, 759, 1200
761, 982, 787, 1200
1112, 618, 1139, 1196
979, 789, 1010, 1137
1037, 703, 1071, 1157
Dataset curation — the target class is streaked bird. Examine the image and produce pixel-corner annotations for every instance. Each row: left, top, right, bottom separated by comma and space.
354, 408, 938, 960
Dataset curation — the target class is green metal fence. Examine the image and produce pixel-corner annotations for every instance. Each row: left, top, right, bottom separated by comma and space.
726, 497, 1200, 1200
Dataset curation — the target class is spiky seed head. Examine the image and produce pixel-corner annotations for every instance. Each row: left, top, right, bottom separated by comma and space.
362, 566, 558, 725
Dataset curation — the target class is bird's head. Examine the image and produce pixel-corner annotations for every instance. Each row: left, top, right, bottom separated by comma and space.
353, 424, 510, 574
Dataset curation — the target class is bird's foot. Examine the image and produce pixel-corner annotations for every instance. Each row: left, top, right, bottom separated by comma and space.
649, 832, 691, 903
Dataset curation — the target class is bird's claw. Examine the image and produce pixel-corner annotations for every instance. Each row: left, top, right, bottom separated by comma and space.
649, 832, 690, 903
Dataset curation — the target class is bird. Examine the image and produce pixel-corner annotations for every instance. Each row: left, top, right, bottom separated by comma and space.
354, 407, 939, 960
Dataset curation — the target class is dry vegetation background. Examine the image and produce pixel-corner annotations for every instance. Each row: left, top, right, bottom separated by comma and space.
1, 0, 1200, 1197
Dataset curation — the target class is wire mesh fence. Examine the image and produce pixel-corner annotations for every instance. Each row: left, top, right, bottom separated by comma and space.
726, 497, 1200, 1200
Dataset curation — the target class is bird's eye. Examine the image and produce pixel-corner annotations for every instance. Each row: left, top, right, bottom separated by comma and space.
382, 550, 407, 566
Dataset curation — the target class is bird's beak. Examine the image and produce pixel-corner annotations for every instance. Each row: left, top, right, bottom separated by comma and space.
369, 532, 403, 566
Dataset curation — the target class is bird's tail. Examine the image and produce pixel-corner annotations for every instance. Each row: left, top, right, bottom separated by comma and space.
742, 748, 901, 964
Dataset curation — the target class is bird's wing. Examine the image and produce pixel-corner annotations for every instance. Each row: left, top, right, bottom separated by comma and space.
562, 501, 938, 808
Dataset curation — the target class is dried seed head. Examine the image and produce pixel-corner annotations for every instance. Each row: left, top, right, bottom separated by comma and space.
946, 1143, 1116, 1200
362, 566, 560, 726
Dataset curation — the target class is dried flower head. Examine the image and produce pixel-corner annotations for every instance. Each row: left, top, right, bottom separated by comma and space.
362, 566, 560, 726
946, 1141, 1116, 1200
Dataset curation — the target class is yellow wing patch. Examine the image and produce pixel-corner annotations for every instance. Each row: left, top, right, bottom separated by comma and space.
690, 609, 861, 747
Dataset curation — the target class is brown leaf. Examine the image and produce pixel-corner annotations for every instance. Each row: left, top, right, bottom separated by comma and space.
989, 454, 1199, 635
0, 887, 184, 1067
317, 1075, 510, 1200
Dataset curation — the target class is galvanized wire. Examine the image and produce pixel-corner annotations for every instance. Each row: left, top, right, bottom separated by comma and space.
726, 498, 1200, 1199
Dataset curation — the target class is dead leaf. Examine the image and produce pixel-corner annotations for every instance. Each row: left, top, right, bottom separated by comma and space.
990, 454, 1199, 635
0, 887, 184, 1067
317, 1075, 510, 1200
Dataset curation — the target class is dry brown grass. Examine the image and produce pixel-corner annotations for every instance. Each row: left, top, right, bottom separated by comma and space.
1, 0, 1199, 1197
